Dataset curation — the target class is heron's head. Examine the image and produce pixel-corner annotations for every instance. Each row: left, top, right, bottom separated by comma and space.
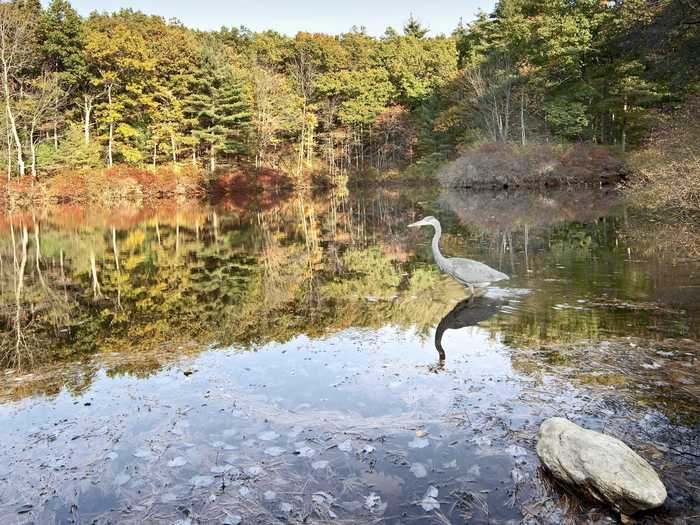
408, 216, 439, 229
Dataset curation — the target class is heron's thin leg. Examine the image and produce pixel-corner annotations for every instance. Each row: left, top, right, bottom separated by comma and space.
468, 284, 475, 302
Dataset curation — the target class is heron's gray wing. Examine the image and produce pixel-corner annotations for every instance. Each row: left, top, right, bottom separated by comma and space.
447, 257, 509, 283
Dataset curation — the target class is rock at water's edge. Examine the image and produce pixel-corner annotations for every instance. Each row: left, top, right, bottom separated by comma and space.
536, 417, 667, 514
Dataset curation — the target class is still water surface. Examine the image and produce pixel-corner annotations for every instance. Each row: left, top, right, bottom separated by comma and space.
0, 185, 698, 524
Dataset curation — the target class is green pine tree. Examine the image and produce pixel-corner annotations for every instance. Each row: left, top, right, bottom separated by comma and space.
188, 45, 251, 171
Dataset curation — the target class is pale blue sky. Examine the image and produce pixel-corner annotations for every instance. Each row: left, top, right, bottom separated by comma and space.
46, 0, 495, 36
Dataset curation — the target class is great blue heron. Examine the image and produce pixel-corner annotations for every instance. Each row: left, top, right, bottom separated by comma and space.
408, 216, 509, 295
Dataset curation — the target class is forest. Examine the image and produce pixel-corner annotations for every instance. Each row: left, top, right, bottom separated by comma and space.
0, 0, 698, 199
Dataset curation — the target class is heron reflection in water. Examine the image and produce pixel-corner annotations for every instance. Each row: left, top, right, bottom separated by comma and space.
433, 296, 502, 368
408, 216, 508, 297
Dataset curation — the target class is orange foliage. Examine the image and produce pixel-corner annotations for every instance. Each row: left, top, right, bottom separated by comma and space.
1, 164, 207, 209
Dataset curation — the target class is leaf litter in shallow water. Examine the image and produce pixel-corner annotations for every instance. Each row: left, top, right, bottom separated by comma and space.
312, 460, 329, 470
364, 492, 387, 515
338, 439, 353, 452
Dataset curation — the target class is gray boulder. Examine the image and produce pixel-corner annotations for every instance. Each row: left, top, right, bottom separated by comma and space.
536, 417, 667, 513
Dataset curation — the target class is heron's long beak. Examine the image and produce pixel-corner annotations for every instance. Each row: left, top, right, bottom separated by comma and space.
408, 220, 424, 228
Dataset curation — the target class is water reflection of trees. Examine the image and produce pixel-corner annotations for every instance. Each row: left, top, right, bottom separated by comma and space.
0, 188, 697, 402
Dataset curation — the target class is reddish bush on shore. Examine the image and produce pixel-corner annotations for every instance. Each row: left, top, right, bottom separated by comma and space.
438, 143, 625, 189
1, 164, 207, 208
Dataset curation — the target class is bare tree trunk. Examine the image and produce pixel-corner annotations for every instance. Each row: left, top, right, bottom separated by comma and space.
170, 133, 176, 163
107, 86, 113, 166
112, 227, 122, 309
90, 251, 102, 300
520, 92, 526, 146
4, 99, 23, 177
83, 94, 92, 145
29, 127, 36, 178
53, 121, 58, 150
5, 113, 11, 180
621, 95, 627, 153
209, 143, 215, 172
152, 141, 157, 171
12, 225, 28, 365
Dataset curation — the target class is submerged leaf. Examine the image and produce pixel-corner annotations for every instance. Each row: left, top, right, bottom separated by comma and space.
410, 462, 428, 478
264, 446, 285, 457
408, 437, 430, 449
419, 486, 440, 512
167, 456, 187, 468
258, 431, 280, 441
189, 475, 214, 488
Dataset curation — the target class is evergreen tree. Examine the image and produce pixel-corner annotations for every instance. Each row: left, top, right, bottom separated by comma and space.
403, 14, 429, 39
37, 0, 86, 81
188, 45, 251, 171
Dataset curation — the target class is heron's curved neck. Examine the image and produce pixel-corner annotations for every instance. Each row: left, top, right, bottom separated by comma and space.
430, 223, 446, 265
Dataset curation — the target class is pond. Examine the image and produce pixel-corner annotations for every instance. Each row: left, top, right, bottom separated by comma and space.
0, 184, 698, 524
